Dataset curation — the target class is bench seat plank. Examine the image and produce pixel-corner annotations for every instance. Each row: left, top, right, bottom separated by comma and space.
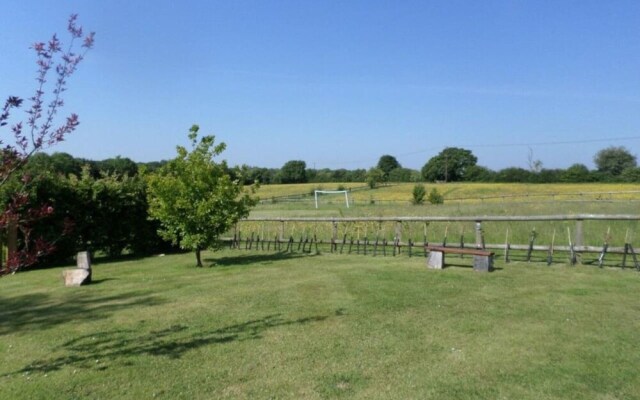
426, 246, 494, 272
426, 245, 494, 257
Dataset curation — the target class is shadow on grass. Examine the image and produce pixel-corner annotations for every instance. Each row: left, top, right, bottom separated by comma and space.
90, 250, 188, 266
205, 252, 318, 268
0, 291, 166, 336
8, 312, 340, 375
439, 262, 503, 271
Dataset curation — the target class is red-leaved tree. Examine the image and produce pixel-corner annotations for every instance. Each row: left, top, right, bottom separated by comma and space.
0, 14, 94, 275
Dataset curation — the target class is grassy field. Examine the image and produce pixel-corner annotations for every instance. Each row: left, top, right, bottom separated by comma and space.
255, 182, 640, 204
239, 183, 640, 264
1, 250, 640, 399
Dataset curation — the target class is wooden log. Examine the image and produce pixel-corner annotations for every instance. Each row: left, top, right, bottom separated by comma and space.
629, 245, 639, 271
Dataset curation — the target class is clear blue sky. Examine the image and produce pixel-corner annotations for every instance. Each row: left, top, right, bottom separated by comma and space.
1, 0, 639, 171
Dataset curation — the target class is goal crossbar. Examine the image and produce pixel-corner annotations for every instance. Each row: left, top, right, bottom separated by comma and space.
314, 190, 350, 208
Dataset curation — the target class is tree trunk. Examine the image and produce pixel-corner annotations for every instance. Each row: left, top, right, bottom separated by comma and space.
195, 248, 203, 267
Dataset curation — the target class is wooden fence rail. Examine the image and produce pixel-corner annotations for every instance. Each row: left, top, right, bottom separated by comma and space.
226, 214, 640, 269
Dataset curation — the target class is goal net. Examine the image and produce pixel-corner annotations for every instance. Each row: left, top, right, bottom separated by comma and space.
314, 190, 350, 208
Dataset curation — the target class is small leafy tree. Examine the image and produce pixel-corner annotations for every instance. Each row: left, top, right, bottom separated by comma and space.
376, 155, 401, 180
421, 147, 478, 182
147, 125, 258, 267
412, 184, 426, 205
279, 160, 307, 183
427, 188, 444, 205
366, 167, 384, 189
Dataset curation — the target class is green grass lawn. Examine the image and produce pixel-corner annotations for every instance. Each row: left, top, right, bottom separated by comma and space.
1, 250, 640, 399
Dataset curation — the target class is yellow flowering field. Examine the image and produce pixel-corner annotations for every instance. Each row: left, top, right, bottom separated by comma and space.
255, 182, 640, 204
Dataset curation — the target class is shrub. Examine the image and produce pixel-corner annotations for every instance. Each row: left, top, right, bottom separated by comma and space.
427, 188, 444, 205
412, 184, 426, 205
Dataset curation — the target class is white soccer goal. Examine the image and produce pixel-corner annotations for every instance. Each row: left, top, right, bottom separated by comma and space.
314, 190, 350, 208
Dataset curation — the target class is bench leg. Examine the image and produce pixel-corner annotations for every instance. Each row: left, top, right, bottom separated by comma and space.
427, 251, 444, 269
473, 255, 494, 272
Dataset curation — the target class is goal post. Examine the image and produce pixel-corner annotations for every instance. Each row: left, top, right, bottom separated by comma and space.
314, 190, 350, 208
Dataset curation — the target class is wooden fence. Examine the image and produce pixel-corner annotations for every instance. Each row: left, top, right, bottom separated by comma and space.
227, 214, 640, 269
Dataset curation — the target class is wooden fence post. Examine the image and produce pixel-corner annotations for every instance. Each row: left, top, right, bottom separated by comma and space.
332, 221, 338, 252
575, 219, 583, 264
475, 221, 483, 249
395, 220, 402, 243
280, 221, 285, 242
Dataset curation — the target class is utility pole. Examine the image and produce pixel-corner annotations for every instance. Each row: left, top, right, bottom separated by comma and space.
444, 154, 449, 183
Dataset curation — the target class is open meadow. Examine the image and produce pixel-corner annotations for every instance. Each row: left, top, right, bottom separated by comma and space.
2, 182, 640, 399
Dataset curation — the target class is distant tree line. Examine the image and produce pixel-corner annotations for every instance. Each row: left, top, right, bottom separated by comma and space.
26, 145, 640, 188
232, 145, 640, 185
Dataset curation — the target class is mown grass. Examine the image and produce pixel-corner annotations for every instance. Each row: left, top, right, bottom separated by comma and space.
1, 250, 640, 399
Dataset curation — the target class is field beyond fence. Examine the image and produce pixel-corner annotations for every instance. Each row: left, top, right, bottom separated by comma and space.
256, 182, 640, 205
228, 214, 640, 269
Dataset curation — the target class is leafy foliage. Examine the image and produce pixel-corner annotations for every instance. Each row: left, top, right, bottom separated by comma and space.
411, 184, 426, 205
279, 160, 307, 183
594, 146, 637, 176
366, 168, 384, 189
376, 155, 401, 180
11, 166, 168, 263
0, 15, 94, 275
421, 147, 478, 182
388, 167, 419, 182
147, 125, 258, 266
561, 163, 591, 182
427, 187, 444, 204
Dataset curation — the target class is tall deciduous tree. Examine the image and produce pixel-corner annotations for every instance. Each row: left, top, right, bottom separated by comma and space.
147, 125, 257, 267
279, 160, 307, 183
376, 155, 401, 180
421, 147, 477, 182
594, 146, 637, 176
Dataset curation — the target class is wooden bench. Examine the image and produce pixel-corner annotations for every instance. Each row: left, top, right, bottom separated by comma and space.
425, 245, 494, 272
